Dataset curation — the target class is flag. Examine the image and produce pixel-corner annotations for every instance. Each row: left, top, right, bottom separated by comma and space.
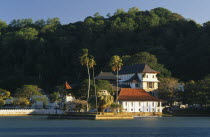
65, 81, 72, 89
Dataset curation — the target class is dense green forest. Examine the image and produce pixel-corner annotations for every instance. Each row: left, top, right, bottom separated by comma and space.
1, 7, 210, 92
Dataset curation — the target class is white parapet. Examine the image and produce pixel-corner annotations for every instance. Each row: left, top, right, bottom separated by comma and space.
0, 109, 64, 115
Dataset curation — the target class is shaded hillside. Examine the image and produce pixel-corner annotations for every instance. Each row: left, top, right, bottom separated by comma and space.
0, 7, 210, 91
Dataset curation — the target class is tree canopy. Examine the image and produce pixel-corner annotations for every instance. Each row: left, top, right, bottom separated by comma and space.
122, 52, 171, 78
15, 85, 43, 100
0, 7, 209, 93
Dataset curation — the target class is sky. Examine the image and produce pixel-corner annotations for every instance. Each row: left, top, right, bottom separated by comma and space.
0, 0, 209, 25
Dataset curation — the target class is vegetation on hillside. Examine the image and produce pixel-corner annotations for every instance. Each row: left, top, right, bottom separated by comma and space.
1, 7, 210, 92
0, 7, 210, 109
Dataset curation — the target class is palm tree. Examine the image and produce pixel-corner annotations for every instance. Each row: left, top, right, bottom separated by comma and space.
89, 55, 98, 113
80, 48, 90, 111
110, 55, 123, 103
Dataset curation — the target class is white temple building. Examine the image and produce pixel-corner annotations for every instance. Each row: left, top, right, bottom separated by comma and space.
118, 88, 163, 113
117, 63, 159, 96
95, 63, 164, 113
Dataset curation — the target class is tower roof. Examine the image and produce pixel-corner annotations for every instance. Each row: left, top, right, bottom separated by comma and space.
117, 63, 159, 75
65, 81, 72, 89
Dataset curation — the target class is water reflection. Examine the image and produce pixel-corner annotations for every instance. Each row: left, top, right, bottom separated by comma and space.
0, 116, 209, 137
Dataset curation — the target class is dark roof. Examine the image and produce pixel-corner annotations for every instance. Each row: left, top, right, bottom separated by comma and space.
124, 73, 141, 83
117, 63, 159, 75
118, 88, 163, 102
95, 72, 117, 80
112, 84, 131, 91
118, 84, 131, 88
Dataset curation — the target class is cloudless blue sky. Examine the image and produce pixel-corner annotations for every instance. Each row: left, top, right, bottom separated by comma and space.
0, 0, 209, 24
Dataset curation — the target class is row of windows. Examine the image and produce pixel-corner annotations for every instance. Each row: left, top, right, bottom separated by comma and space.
134, 82, 156, 89
120, 74, 156, 81
147, 82, 155, 89
125, 102, 158, 106
125, 108, 156, 112
144, 75, 156, 78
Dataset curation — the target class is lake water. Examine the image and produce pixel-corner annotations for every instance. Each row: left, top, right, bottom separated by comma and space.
0, 116, 209, 137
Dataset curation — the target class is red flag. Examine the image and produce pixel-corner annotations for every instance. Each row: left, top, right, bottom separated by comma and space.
65, 81, 72, 89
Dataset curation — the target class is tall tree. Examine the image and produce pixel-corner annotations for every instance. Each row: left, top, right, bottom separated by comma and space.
50, 92, 61, 107
89, 92, 114, 112
89, 55, 98, 112
109, 55, 123, 102
15, 85, 42, 100
158, 77, 181, 106
80, 48, 90, 111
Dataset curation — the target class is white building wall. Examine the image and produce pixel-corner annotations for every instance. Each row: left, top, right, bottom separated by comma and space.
65, 95, 76, 102
119, 73, 158, 82
119, 73, 159, 90
142, 73, 159, 82
130, 83, 135, 88
121, 101, 162, 112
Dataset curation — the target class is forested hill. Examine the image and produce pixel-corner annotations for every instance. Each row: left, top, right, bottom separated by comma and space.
0, 7, 210, 91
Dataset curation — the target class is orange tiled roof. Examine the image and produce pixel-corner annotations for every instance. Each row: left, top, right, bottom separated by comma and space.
118, 88, 162, 101
65, 82, 72, 89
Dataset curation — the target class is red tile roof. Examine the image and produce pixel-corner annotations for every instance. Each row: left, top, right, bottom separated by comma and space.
118, 88, 162, 101
65, 82, 72, 89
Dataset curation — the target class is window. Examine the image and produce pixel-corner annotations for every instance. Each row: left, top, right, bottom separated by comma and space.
131, 102, 134, 106
139, 102, 141, 106
135, 83, 139, 88
146, 75, 148, 78
147, 82, 154, 89
153, 75, 155, 78
125, 102, 127, 106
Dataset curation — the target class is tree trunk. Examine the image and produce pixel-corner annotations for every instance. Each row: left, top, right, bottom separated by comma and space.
38, 72, 41, 81
93, 67, 98, 114
87, 65, 90, 111
116, 69, 119, 103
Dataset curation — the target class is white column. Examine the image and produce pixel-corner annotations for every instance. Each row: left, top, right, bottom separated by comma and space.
155, 102, 158, 112
149, 102, 152, 112
154, 102, 156, 112
160, 102, 162, 112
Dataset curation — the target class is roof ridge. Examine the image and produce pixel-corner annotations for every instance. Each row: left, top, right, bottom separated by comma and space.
125, 63, 146, 67
118, 88, 163, 101
117, 63, 159, 75
124, 74, 141, 83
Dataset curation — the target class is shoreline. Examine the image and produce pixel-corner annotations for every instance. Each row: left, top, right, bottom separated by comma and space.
0, 114, 209, 120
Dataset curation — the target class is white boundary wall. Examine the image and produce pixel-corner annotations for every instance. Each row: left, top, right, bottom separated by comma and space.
0, 109, 63, 115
